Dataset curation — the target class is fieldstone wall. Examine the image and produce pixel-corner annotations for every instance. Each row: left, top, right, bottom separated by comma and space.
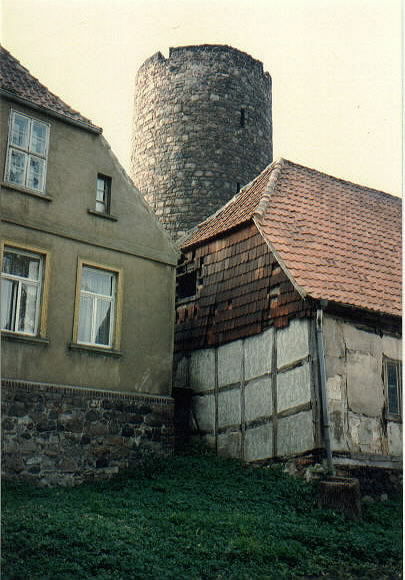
2, 379, 174, 486
131, 45, 272, 239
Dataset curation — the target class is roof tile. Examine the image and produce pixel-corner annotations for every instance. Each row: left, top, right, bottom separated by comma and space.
0, 46, 101, 132
182, 158, 401, 317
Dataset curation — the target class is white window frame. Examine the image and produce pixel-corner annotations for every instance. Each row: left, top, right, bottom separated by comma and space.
1, 245, 44, 336
5, 110, 50, 194
96, 174, 111, 214
75, 262, 122, 349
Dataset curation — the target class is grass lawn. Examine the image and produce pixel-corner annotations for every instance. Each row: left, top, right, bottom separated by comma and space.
1, 453, 402, 579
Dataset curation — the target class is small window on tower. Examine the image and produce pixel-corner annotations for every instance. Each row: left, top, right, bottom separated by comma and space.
236, 183, 241, 193
96, 174, 111, 214
240, 108, 246, 127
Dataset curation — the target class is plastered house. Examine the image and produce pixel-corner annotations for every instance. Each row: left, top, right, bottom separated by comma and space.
174, 158, 402, 475
0, 47, 177, 484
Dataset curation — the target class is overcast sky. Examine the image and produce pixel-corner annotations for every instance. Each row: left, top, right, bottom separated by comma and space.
2, 0, 402, 195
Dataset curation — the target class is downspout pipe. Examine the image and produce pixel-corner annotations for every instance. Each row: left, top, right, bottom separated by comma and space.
315, 303, 335, 476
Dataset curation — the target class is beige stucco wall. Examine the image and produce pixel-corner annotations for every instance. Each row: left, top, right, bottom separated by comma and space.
323, 315, 402, 457
1, 98, 177, 395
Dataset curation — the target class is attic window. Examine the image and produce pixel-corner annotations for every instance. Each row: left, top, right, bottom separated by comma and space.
5, 110, 50, 194
96, 174, 111, 214
240, 108, 246, 127
177, 255, 204, 302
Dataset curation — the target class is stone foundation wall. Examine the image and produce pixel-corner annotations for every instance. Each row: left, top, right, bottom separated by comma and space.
2, 379, 174, 486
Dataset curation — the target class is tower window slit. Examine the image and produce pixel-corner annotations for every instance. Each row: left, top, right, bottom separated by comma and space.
240, 108, 246, 127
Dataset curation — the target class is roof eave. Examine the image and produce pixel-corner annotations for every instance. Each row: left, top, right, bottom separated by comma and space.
0, 89, 102, 135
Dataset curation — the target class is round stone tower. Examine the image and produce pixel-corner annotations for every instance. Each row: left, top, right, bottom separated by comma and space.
131, 45, 272, 239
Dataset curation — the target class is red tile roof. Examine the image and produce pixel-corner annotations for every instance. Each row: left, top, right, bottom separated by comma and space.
0, 46, 101, 133
182, 159, 402, 317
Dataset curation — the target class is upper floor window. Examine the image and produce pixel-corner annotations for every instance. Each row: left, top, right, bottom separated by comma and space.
5, 111, 50, 193
1, 246, 44, 335
96, 174, 111, 214
384, 359, 402, 418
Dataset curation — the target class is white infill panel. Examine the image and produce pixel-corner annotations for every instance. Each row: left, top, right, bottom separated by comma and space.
192, 394, 215, 433
244, 376, 272, 423
244, 328, 273, 380
218, 388, 241, 429
217, 431, 242, 458
277, 411, 313, 457
277, 319, 309, 369
217, 340, 243, 387
277, 363, 311, 413
189, 348, 216, 392
244, 423, 273, 462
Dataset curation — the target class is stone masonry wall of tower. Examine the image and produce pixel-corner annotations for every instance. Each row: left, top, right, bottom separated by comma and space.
131, 45, 273, 240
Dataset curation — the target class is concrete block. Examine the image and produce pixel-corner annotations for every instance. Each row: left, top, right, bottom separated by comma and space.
387, 421, 402, 456
326, 374, 344, 402
218, 388, 241, 428
192, 394, 215, 433
217, 340, 243, 387
323, 316, 345, 358
217, 431, 242, 458
189, 349, 215, 391
343, 323, 382, 357
277, 411, 314, 457
346, 351, 384, 417
382, 335, 402, 361
347, 412, 383, 454
174, 355, 189, 389
244, 328, 273, 380
244, 423, 273, 461
244, 376, 272, 422
277, 319, 309, 369
277, 363, 311, 412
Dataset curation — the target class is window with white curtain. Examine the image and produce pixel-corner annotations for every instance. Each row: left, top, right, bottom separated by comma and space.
5, 111, 50, 193
78, 266, 116, 347
1, 247, 43, 335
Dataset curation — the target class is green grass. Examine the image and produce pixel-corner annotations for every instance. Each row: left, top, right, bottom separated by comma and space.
1, 454, 402, 579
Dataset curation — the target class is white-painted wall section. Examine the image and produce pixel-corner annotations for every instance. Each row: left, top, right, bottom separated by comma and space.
323, 316, 402, 459
175, 319, 315, 461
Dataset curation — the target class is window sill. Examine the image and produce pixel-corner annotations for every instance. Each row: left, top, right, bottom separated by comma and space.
68, 342, 122, 358
1, 182, 53, 201
386, 414, 402, 423
1, 331, 49, 345
87, 209, 118, 221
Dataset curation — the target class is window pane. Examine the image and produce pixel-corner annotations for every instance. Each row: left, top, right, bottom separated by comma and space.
95, 299, 112, 345
18, 282, 38, 334
96, 178, 106, 202
387, 362, 400, 415
81, 267, 114, 296
1, 278, 18, 330
78, 294, 93, 343
30, 121, 48, 155
10, 113, 29, 149
27, 155, 45, 191
3, 250, 41, 280
96, 200, 106, 213
7, 149, 27, 186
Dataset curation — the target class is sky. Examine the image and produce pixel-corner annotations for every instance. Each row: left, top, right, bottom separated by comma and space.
1, 0, 402, 196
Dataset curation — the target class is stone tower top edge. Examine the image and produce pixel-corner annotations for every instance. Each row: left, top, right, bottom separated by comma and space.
137, 44, 270, 78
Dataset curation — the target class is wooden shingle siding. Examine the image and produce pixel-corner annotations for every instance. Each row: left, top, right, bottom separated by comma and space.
175, 222, 310, 351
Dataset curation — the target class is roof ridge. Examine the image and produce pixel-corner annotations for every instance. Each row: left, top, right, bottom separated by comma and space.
253, 157, 286, 220
280, 158, 400, 201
